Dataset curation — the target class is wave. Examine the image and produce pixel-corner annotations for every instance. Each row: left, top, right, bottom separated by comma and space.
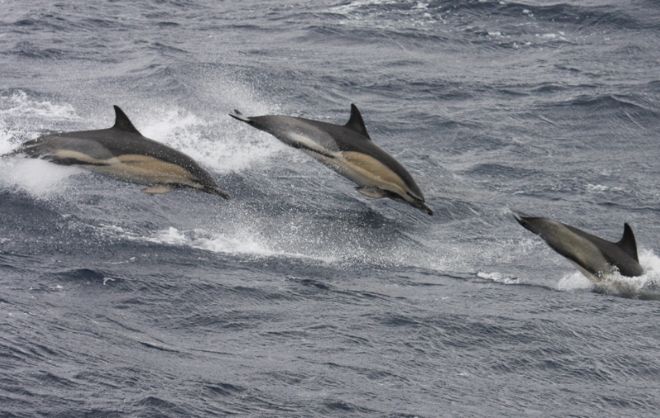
433, 0, 657, 31
550, 94, 659, 114
94, 213, 434, 269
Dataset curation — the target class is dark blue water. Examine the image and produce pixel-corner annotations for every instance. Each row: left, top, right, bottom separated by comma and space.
1, 0, 660, 416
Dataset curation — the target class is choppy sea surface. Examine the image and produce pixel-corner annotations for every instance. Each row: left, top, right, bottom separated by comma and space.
1, 0, 660, 416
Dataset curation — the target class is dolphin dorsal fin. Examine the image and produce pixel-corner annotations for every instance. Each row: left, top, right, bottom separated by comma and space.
112, 105, 141, 135
617, 223, 639, 262
345, 104, 370, 139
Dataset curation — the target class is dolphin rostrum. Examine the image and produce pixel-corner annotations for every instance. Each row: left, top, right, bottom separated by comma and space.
229, 104, 432, 215
514, 211, 643, 280
8, 106, 228, 197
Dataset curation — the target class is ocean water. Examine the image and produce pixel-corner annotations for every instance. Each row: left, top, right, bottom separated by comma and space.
1, 0, 659, 416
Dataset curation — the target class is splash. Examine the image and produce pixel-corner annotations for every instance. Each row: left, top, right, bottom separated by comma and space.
557, 249, 660, 298
0, 121, 19, 155
0, 90, 78, 121
135, 105, 286, 175
0, 157, 83, 198
100, 224, 339, 264
476, 271, 520, 285
557, 271, 592, 291
0, 91, 88, 197
94, 204, 439, 269
0, 90, 80, 154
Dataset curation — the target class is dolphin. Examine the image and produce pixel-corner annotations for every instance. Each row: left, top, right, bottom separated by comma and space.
229, 104, 432, 215
514, 211, 644, 280
7, 106, 228, 197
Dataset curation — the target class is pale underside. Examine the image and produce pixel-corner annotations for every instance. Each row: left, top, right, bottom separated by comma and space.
53, 149, 201, 192
306, 149, 412, 202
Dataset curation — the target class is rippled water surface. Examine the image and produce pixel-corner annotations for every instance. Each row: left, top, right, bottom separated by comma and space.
1, 0, 660, 416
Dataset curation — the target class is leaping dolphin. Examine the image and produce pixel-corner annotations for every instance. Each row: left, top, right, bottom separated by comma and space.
514, 211, 644, 280
229, 104, 432, 215
7, 106, 228, 198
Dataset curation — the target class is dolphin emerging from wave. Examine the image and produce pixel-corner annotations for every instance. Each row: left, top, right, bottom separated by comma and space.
514, 211, 643, 280
229, 104, 432, 215
5, 106, 229, 197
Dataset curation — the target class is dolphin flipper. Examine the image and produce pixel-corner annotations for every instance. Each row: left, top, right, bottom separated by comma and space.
356, 186, 387, 199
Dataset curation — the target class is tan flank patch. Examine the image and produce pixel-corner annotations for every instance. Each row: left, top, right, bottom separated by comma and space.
341, 151, 408, 197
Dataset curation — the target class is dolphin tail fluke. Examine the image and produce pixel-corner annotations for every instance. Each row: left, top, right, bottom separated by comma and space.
512, 210, 537, 233
229, 109, 252, 124
512, 209, 530, 221
512, 210, 525, 226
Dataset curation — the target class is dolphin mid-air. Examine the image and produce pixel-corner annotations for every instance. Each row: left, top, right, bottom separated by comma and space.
7, 106, 228, 197
514, 212, 644, 280
229, 104, 432, 215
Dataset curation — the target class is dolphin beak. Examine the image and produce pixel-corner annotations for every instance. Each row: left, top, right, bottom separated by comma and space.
206, 186, 230, 200
414, 201, 433, 216
422, 203, 433, 216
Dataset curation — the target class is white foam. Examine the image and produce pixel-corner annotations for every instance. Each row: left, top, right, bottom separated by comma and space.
132, 100, 284, 175
586, 183, 623, 193
151, 225, 341, 263
557, 249, 660, 297
98, 223, 339, 263
557, 271, 592, 291
0, 90, 80, 154
0, 91, 84, 198
329, 0, 437, 28
477, 271, 520, 285
535, 33, 568, 42
0, 157, 83, 198
94, 206, 456, 268
0, 121, 19, 155
330, 0, 395, 15
0, 90, 78, 121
